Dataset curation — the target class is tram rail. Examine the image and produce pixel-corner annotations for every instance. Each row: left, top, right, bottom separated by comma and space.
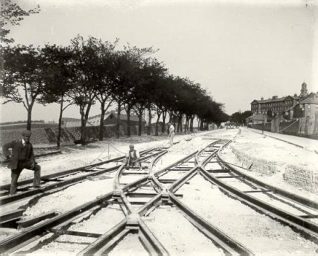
1, 137, 318, 255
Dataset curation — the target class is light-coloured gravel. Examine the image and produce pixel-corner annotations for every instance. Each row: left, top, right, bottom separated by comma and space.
144, 206, 225, 256
23, 173, 115, 219
109, 233, 148, 256
69, 204, 124, 234
179, 174, 318, 255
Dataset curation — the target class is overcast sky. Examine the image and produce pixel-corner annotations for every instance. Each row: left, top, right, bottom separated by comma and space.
1, 0, 318, 122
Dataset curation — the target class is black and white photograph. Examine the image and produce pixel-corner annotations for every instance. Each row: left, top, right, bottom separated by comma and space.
1, 0, 318, 255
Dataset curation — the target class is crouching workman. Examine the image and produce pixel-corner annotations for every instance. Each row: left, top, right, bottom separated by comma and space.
2, 130, 41, 195
126, 144, 141, 168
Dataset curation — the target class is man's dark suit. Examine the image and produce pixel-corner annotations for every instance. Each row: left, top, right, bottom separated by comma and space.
2, 140, 41, 195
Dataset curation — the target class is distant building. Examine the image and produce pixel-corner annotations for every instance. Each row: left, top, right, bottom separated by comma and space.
103, 112, 146, 128
62, 111, 146, 128
297, 93, 318, 135
248, 82, 318, 136
249, 82, 308, 124
250, 83, 310, 116
251, 95, 297, 116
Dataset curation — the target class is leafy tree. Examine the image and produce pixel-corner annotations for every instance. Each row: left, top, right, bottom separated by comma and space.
152, 75, 175, 134
1, 0, 40, 43
241, 110, 252, 124
133, 57, 166, 136
110, 45, 155, 137
110, 49, 139, 137
93, 40, 117, 141
1, 45, 45, 130
68, 35, 100, 144
39, 44, 75, 147
230, 110, 251, 125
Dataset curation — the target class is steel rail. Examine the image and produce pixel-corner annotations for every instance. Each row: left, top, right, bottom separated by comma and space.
217, 153, 318, 210
1, 139, 288, 255
0, 192, 113, 253
116, 151, 198, 196
0, 165, 119, 205
78, 219, 127, 255
170, 193, 254, 256
114, 149, 166, 190
0, 146, 202, 254
168, 166, 198, 193
139, 218, 169, 256
154, 151, 198, 178
0, 155, 124, 192
195, 140, 225, 167
0, 148, 160, 206
0, 147, 156, 192
200, 168, 318, 242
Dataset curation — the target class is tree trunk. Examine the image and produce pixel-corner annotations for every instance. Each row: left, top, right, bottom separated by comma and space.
178, 115, 182, 133
162, 111, 167, 133
190, 116, 194, 132
26, 111, 31, 130
185, 116, 189, 133
26, 105, 33, 131
57, 100, 64, 148
116, 101, 121, 138
147, 106, 152, 135
138, 109, 143, 136
79, 104, 86, 145
126, 106, 131, 137
155, 111, 161, 136
99, 101, 106, 141
80, 117, 86, 145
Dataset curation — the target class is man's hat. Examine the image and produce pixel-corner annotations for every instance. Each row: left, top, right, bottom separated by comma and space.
129, 144, 134, 148
22, 130, 32, 136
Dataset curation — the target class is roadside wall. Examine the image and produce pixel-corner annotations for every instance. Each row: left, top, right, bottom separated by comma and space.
230, 144, 318, 193
231, 146, 279, 175
284, 165, 318, 192
0, 125, 140, 145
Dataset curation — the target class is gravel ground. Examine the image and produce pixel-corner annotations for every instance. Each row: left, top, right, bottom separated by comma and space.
144, 206, 225, 256
109, 234, 148, 256
179, 174, 318, 256
69, 204, 124, 234
5, 128, 318, 255
22, 173, 115, 219
220, 128, 318, 201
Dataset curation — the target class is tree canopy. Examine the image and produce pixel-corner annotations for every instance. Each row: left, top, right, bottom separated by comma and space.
1, 35, 229, 142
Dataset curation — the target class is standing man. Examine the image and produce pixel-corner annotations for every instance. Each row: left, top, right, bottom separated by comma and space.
2, 130, 41, 195
168, 122, 175, 146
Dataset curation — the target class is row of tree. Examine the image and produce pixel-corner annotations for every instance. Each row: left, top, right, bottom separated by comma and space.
1, 36, 228, 146
230, 111, 252, 125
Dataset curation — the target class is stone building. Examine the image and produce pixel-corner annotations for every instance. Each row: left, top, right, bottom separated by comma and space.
297, 93, 318, 136
248, 82, 318, 136
249, 82, 308, 124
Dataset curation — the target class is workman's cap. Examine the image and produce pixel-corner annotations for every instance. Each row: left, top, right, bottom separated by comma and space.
129, 144, 134, 148
22, 130, 32, 136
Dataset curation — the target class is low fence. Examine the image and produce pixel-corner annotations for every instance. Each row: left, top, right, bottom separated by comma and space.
0, 125, 142, 145
249, 120, 318, 140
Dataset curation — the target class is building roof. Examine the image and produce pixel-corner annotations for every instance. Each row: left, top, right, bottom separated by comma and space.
107, 113, 146, 122
61, 117, 80, 122
63, 112, 146, 123
251, 95, 296, 104
300, 93, 318, 105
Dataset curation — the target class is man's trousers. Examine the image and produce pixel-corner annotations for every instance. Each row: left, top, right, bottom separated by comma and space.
10, 160, 41, 195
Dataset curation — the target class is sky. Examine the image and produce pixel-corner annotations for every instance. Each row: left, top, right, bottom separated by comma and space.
1, 0, 318, 122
